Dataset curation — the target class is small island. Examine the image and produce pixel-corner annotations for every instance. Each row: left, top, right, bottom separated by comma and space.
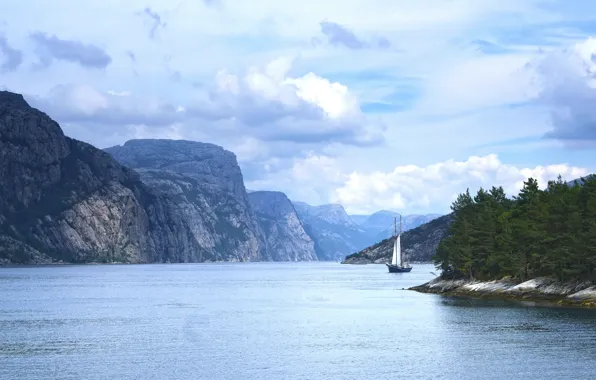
410, 176, 596, 308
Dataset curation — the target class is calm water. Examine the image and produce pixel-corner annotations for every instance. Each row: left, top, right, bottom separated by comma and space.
1, 263, 595, 380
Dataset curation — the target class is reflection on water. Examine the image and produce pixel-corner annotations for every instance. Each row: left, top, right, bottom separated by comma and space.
1, 263, 595, 380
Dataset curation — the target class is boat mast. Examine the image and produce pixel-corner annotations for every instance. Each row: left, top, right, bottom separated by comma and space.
399, 214, 404, 266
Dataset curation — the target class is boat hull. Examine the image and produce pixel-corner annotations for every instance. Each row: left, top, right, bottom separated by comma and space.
386, 264, 413, 273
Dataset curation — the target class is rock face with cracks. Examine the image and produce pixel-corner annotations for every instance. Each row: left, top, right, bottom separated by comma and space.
248, 191, 317, 262
0, 91, 199, 264
0, 91, 318, 264
104, 139, 269, 262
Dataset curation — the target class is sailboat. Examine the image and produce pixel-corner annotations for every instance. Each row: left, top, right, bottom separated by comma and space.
386, 215, 412, 273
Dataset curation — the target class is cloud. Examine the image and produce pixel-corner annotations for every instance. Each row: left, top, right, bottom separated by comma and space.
28, 84, 184, 127
318, 21, 391, 50
25, 58, 384, 150
533, 37, 596, 144
202, 0, 221, 6
333, 154, 588, 214
0, 36, 23, 72
187, 57, 385, 146
126, 50, 136, 62
246, 152, 347, 205
249, 153, 588, 214
30, 32, 111, 69
141, 7, 166, 39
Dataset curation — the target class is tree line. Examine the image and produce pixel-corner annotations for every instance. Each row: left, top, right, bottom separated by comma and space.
433, 176, 596, 282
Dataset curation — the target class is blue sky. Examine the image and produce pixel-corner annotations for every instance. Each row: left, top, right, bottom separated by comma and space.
2, 0, 596, 214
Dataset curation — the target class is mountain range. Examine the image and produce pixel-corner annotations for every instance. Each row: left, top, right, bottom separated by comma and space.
0, 91, 441, 264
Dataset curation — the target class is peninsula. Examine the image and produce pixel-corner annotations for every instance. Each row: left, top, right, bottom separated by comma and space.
409, 178, 596, 308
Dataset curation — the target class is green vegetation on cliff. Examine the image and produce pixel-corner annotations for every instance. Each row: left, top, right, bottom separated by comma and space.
434, 176, 596, 282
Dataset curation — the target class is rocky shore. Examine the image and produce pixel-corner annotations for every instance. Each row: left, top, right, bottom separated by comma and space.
410, 277, 596, 308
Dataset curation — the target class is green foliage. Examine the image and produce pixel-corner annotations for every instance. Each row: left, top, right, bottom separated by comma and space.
434, 176, 596, 282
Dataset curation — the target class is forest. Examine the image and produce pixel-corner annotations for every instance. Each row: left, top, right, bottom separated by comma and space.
433, 176, 596, 282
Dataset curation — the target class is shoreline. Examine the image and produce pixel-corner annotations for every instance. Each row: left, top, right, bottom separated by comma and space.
409, 277, 596, 308
0, 260, 348, 268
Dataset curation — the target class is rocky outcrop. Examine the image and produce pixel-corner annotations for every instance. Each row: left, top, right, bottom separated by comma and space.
104, 139, 267, 262
292, 202, 371, 261
410, 277, 596, 308
342, 213, 453, 264
0, 91, 208, 264
248, 191, 317, 261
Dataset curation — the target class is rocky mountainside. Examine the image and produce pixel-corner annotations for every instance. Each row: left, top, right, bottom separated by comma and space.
342, 213, 454, 264
104, 139, 268, 261
248, 191, 317, 261
292, 201, 370, 261
0, 91, 208, 264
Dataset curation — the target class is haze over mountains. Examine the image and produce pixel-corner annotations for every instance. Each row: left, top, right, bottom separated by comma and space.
0, 91, 441, 264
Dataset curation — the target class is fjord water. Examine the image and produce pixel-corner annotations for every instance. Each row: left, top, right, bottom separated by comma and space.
1, 263, 595, 380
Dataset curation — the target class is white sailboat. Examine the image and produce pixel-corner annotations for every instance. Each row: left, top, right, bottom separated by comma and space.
386, 215, 412, 273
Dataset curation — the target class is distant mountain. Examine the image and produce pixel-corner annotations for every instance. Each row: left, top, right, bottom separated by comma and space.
293, 202, 357, 226
366, 212, 443, 241
291, 202, 443, 261
292, 202, 370, 261
349, 214, 370, 225
343, 214, 454, 264
248, 191, 317, 261
567, 175, 594, 187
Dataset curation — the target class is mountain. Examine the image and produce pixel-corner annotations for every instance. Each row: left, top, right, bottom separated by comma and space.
292, 202, 370, 261
351, 210, 441, 235
366, 212, 443, 241
0, 91, 324, 264
290, 202, 443, 261
248, 191, 317, 261
104, 139, 269, 262
0, 91, 211, 264
342, 214, 454, 264
348, 214, 370, 225
293, 202, 356, 226
567, 175, 594, 187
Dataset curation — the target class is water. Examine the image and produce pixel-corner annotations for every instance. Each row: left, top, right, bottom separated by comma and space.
1, 263, 595, 380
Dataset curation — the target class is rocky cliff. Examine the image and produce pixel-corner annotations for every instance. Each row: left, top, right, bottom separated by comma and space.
248, 191, 317, 261
342, 213, 454, 264
0, 91, 207, 264
104, 139, 268, 262
292, 201, 371, 261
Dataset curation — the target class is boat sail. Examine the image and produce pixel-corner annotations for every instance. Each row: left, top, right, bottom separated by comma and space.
391, 234, 401, 267
386, 215, 412, 273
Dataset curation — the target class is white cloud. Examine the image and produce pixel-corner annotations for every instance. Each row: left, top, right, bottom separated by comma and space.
3, 0, 596, 214
250, 153, 589, 214
177, 58, 384, 146
532, 37, 596, 143
333, 154, 588, 214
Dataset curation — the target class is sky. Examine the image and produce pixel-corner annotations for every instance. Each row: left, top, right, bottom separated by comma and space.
2, 0, 596, 214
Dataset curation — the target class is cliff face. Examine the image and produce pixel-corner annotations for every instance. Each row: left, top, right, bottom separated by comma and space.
248, 191, 317, 261
342, 214, 454, 264
292, 202, 371, 261
104, 139, 267, 262
0, 91, 205, 264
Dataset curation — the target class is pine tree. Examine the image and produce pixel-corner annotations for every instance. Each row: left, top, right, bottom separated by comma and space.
434, 176, 596, 283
